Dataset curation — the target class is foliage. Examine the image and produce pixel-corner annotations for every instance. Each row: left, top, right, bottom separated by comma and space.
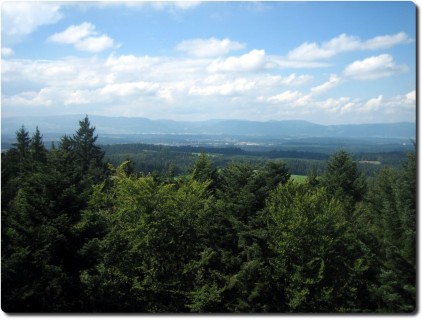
363, 150, 416, 312
321, 150, 367, 209
1, 119, 415, 313
265, 182, 375, 312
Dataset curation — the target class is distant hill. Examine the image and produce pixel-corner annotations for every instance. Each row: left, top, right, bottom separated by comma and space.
1, 115, 415, 139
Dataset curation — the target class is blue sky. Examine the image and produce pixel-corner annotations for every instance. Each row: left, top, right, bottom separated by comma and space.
1, 1, 416, 124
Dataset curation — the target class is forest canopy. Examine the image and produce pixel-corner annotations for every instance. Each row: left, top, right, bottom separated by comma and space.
1, 116, 416, 313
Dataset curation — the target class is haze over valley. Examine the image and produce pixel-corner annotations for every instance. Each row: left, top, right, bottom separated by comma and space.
1, 1, 417, 313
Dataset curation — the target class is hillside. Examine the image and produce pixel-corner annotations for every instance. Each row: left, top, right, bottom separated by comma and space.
1, 115, 415, 139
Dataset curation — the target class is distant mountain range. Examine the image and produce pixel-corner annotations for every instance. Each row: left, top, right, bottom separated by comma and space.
1, 115, 416, 139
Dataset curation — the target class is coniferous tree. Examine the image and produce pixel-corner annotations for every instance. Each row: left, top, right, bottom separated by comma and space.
265, 182, 376, 312
30, 126, 47, 164
78, 162, 213, 312
12, 125, 31, 174
72, 115, 105, 175
321, 150, 367, 209
1, 117, 415, 313
306, 167, 319, 188
13, 125, 31, 159
191, 153, 218, 190
2, 120, 110, 312
364, 150, 416, 312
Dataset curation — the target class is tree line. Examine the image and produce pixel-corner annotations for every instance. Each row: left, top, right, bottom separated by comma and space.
1, 116, 415, 312
103, 143, 406, 178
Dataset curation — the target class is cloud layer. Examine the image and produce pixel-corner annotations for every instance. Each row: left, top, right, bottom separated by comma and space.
2, 49, 414, 122
344, 54, 408, 80
48, 22, 116, 52
0, 0, 415, 125
2, 2, 63, 36
176, 38, 245, 58
288, 32, 412, 61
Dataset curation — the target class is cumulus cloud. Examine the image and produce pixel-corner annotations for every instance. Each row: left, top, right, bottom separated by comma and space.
281, 73, 313, 86
78, 1, 201, 12
365, 32, 413, 50
288, 32, 412, 61
268, 90, 302, 103
269, 56, 331, 68
100, 81, 160, 97
291, 94, 312, 107
288, 41, 338, 61
48, 22, 95, 44
149, 1, 201, 10
2, 2, 63, 36
385, 90, 416, 110
1, 50, 415, 123
189, 78, 255, 96
405, 90, 416, 103
316, 97, 351, 113
208, 49, 266, 73
48, 22, 116, 53
176, 38, 245, 58
363, 95, 383, 111
1, 47, 14, 57
64, 90, 93, 105
344, 54, 408, 80
75, 35, 116, 53
105, 54, 160, 73
310, 74, 341, 95
3, 88, 54, 107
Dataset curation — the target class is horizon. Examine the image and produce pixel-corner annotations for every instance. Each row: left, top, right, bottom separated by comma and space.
1, 1, 416, 125
0, 113, 417, 127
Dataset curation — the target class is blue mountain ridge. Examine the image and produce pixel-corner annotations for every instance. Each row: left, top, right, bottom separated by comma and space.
1, 115, 415, 139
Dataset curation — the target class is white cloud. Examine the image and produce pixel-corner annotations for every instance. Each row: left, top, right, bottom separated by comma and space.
288, 32, 412, 61
269, 56, 331, 68
344, 54, 408, 80
268, 90, 302, 103
364, 32, 413, 50
1, 51, 415, 123
189, 78, 255, 96
3, 88, 54, 107
363, 95, 383, 111
281, 73, 313, 86
105, 54, 160, 73
318, 92, 415, 117
340, 102, 356, 114
316, 97, 351, 113
405, 90, 416, 103
288, 41, 337, 61
75, 35, 116, 53
292, 94, 312, 107
1, 47, 14, 57
149, 1, 201, 10
208, 49, 266, 73
176, 38, 245, 58
48, 22, 95, 44
48, 22, 116, 52
64, 90, 93, 105
385, 90, 416, 110
78, 1, 201, 11
100, 81, 160, 97
173, 1, 201, 10
1, 57, 108, 88
2, 2, 63, 36
310, 74, 341, 95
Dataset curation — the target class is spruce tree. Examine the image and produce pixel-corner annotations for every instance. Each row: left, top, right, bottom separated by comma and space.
321, 150, 367, 206
72, 115, 105, 173
30, 126, 47, 164
12, 125, 31, 173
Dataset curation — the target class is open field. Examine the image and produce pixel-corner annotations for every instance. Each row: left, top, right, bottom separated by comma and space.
291, 175, 308, 183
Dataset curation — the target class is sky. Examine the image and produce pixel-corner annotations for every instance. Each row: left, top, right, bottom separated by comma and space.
0, 1, 416, 124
